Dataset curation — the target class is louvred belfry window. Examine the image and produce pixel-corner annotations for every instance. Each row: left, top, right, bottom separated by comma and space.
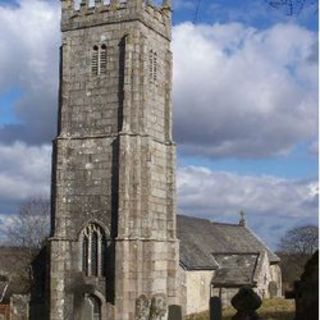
91, 44, 107, 76
92, 45, 99, 75
81, 224, 107, 277
100, 44, 107, 74
153, 52, 157, 81
149, 49, 158, 83
149, 50, 154, 80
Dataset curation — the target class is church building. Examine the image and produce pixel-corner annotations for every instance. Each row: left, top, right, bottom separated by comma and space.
0, 0, 282, 319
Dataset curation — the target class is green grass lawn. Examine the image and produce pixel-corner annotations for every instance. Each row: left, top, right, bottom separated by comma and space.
187, 298, 295, 320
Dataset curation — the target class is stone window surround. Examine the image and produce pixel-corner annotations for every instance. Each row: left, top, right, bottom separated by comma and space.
79, 223, 108, 277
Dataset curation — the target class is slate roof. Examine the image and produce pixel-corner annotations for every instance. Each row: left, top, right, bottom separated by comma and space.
177, 215, 279, 271
212, 253, 259, 287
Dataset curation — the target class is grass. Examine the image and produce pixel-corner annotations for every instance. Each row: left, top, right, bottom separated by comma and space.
187, 298, 295, 320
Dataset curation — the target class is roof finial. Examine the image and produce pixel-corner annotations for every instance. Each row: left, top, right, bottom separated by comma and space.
239, 210, 246, 226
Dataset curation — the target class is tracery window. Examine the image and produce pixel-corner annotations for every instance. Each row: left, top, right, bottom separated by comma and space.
92, 44, 107, 76
81, 223, 107, 277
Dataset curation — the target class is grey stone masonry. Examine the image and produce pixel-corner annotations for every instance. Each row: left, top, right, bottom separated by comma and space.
49, 0, 180, 319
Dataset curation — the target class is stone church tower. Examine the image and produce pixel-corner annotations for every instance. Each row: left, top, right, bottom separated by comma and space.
49, 0, 179, 319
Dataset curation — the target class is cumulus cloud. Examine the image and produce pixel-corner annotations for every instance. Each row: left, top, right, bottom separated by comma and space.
0, 141, 317, 248
172, 22, 318, 158
0, 142, 51, 216
0, 0, 60, 144
177, 165, 318, 248
0, 1, 317, 159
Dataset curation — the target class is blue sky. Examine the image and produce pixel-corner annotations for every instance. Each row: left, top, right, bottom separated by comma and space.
0, 0, 318, 249
172, 0, 318, 181
172, 0, 318, 29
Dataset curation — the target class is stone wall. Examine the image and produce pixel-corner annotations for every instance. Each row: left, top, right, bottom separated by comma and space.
269, 264, 282, 297
184, 270, 215, 315
50, 0, 179, 319
181, 253, 282, 314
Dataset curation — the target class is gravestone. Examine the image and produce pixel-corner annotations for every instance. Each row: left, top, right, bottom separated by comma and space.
168, 305, 182, 320
135, 295, 150, 320
149, 294, 167, 320
288, 251, 318, 320
268, 281, 278, 298
210, 296, 222, 320
231, 287, 262, 320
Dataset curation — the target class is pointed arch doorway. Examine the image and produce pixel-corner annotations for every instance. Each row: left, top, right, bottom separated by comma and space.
82, 294, 101, 320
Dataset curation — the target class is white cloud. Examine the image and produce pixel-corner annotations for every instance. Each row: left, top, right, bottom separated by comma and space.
0, 140, 317, 248
172, 22, 318, 158
0, 142, 51, 208
0, 0, 60, 144
0, 2, 317, 159
177, 165, 318, 248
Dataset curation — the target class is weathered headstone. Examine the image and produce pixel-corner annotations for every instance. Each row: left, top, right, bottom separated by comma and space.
210, 296, 222, 320
268, 281, 278, 298
168, 305, 182, 320
135, 295, 150, 320
149, 294, 167, 320
231, 287, 262, 320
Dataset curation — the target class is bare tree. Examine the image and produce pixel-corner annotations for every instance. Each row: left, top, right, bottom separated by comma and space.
0, 197, 50, 294
277, 225, 318, 289
4, 197, 50, 253
279, 225, 318, 256
266, 0, 317, 15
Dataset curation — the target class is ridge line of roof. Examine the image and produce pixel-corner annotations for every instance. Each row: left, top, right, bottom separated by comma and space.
177, 214, 242, 227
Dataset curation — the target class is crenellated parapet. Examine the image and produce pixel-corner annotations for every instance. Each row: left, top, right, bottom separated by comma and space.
60, 0, 172, 39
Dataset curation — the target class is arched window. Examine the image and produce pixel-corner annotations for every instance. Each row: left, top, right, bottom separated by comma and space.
91, 44, 107, 76
81, 224, 107, 277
